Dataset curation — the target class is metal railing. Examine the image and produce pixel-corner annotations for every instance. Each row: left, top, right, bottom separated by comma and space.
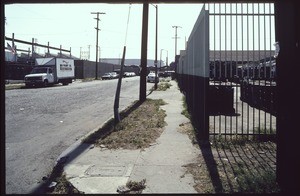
176, 3, 276, 140
207, 3, 276, 138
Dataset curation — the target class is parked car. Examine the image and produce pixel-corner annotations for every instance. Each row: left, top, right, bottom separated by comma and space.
147, 72, 159, 83
160, 70, 175, 78
124, 72, 136, 77
110, 72, 119, 79
101, 73, 112, 80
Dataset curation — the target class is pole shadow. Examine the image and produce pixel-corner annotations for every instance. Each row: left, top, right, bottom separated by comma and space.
200, 136, 278, 193
197, 140, 224, 193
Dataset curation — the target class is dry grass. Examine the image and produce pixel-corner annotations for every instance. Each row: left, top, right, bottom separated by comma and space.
84, 99, 167, 150
178, 122, 198, 145
81, 78, 95, 82
150, 82, 172, 91
43, 161, 84, 194
5, 83, 25, 90
49, 174, 84, 194
181, 96, 191, 119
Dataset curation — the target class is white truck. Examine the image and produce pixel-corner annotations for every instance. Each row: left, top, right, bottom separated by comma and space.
24, 57, 75, 87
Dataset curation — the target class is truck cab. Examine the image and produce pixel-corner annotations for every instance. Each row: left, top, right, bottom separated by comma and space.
24, 67, 55, 87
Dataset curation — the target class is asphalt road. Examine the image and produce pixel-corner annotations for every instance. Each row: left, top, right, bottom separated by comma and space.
5, 77, 145, 194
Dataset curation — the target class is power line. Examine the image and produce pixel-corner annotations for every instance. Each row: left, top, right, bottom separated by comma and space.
124, 4, 131, 46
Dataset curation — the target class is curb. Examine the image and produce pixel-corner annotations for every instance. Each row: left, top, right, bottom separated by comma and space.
56, 104, 132, 165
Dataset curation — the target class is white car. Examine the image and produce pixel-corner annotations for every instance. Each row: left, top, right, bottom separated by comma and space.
147, 72, 159, 83
101, 73, 113, 80
124, 72, 136, 77
110, 72, 119, 79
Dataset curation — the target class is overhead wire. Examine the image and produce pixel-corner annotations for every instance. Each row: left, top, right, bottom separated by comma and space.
124, 3, 132, 47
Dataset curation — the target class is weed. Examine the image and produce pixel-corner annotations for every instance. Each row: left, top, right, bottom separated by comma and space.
160, 78, 170, 82
233, 166, 279, 193
178, 122, 198, 145
181, 96, 191, 119
253, 125, 276, 135
43, 161, 83, 194
81, 78, 95, 82
126, 179, 146, 192
211, 134, 249, 149
252, 126, 276, 142
5, 84, 24, 90
50, 174, 84, 194
150, 82, 172, 91
149, 98, 167, 106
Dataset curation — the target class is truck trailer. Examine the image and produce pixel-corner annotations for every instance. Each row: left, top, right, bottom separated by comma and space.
24, 57, 75, 87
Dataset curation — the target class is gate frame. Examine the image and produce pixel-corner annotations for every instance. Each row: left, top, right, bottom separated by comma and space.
275, 1, 299, 194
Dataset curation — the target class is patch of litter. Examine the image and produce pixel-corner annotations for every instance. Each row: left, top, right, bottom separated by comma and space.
48, 181, 57, 188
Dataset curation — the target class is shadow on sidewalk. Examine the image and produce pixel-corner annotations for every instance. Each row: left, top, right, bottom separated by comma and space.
30, 100, 144, 194
198, 141, 224, 193
193, 137, 278, 193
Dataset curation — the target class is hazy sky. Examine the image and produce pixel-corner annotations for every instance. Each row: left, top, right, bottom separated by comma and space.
4, 3, 275, 64
5, 3, 204, 63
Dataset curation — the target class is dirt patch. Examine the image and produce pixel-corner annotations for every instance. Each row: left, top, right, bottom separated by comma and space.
84, 99, 167, 150
41, 161, 84, 194
178, 122, 197, 144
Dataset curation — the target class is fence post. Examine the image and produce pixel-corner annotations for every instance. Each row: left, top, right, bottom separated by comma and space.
275, 1, 300, 194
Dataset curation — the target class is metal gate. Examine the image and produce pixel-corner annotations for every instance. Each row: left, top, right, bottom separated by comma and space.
207, 3, 276, 138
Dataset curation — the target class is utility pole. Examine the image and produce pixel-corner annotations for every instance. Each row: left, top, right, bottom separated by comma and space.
151, 4, 158, 90
88, 45, 91, 60
160, 49, 163, 67
172, 25, 181, 60
166, 50, 168, 66
31, 37, 34, 58
47, 42, 50, 56
160, 49, 168, 67
98, 46, 101, 62
91, 12, 105, 79
80, 47, 82, 59
139, 3, 149, 102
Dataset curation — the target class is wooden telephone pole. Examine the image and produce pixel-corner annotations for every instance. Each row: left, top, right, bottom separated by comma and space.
91, 12, 105, 79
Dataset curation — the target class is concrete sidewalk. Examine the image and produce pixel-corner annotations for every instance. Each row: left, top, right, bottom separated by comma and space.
60, 80, 200, 194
